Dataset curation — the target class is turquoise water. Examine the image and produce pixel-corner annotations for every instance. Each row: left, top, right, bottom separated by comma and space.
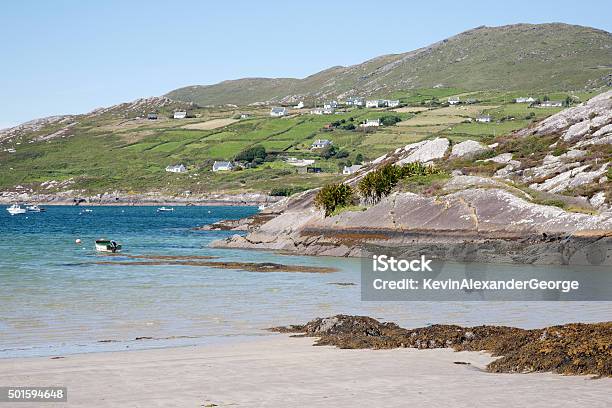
1, 205, 610, 358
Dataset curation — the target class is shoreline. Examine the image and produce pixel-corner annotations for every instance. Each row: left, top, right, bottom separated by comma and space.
1, 334, 610, 407
0, 191, 281, 207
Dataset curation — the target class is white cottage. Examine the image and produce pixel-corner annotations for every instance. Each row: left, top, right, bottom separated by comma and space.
311, 139, 332, 149
212, 161, 234, 172
343, 164, 363, 175
173, 111, 187, 119
165, 164, 187, 173
270, 107, 288, 117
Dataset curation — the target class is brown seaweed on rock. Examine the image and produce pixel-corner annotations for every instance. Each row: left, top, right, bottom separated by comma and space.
270, 315, 612, 377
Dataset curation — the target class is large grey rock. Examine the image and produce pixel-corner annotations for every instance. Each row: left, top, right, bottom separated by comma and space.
450, 140, 490, 159
396, 138, 449, 164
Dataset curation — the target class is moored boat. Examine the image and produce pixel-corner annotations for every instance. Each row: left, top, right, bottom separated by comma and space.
26, 205, 45, 212
95, 239, 122, 253
157, 207, 174, 212
6, 204, 26, 215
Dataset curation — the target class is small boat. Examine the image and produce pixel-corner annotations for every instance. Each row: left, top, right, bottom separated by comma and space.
157, 207, 174, 212
95, 239, 122, 253
26, 205, 45, 212
258, 204, 267, 211
6, 204, 26, 215
80, 209, 93, 215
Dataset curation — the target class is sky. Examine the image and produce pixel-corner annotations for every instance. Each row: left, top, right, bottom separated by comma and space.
0, 0, 610, 128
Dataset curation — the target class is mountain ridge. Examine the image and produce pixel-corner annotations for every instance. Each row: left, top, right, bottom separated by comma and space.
166, 23, 612, 106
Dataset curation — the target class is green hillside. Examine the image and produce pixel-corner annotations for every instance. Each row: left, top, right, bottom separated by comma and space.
167, 23, 612, 106
0, 88, 602, 196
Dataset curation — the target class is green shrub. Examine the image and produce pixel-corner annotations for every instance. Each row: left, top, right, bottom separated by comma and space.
358, 162, 443, 204
270, 186, 306, 197
314, 183, 354, 217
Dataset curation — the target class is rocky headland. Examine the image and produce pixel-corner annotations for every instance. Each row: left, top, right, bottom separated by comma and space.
212, 91, 612, 265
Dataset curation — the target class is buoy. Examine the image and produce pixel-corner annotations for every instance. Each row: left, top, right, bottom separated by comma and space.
75, 239, 82, 244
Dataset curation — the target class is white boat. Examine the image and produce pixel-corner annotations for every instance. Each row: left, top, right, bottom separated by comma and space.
79, 209, 93, 215
26, 205, 45, 212
6, 204, 26, 215
95, 239, 122, 253
157, 207, 174, 212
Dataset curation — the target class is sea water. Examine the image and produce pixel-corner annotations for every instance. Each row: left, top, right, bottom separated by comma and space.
0, 205, 610, 357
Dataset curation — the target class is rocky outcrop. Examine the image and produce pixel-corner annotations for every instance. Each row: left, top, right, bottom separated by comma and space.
450, 140, 490, 159
518, 90, 612, 139
396, 138, 449, 164
213, 178, 612, 264
529, 163, 609, 194
271, 315, 612, 377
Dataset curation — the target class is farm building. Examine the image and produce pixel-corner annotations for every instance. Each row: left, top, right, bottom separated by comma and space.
448, 97, 460, 105
386, 100, 400, 108
212, 161, 234, 172
147, 113, 158, 120
270, 107, 288, 117
173, 111, 187, 119
476, 115, 492, 123
165, 164, 187, 173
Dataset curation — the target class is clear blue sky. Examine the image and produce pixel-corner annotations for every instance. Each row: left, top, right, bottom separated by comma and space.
0, 0, 610, 128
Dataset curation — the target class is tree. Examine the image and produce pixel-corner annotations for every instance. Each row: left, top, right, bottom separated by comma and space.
380, 115, 402, 126
235, 145, 266, 163
314, 183, 354, 217
336, 149, 349, 159
319, 144, 337, 159
354, 153, 363, 164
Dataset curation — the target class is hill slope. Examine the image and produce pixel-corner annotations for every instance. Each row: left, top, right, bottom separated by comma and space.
167, 23, 612, 105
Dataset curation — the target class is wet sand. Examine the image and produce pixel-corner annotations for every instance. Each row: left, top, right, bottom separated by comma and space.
1, 335, 610, 408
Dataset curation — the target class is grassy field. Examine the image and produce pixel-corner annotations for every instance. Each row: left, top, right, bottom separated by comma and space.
0, 87, 604, 195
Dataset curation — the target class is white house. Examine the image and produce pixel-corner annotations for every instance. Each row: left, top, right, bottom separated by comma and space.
345, 96, 364, 106
212, 161, 234, 172
166, 164, 187, 173
270, 107, 288, 117
360, 118, 381, 127
476, 115, 492, 123
448, 97, 460, 105
240, 113, 249, 119
343, 164, 363, 175
323, 101, 338, 109
539, 101, 563, 108
311, 107, 334, 115
514, 97, 536, 103
286, 157, 315, 167
366, 100, 384, 108
295, 101, 304, 109
173, 111, 187, 119
386, 100, 400, 108
311, 139, 332, 149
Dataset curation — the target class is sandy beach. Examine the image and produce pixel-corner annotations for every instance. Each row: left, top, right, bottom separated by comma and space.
1, 335, 610, 408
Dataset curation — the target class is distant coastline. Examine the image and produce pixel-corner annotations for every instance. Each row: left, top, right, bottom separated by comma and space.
0, 191, 279, 207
